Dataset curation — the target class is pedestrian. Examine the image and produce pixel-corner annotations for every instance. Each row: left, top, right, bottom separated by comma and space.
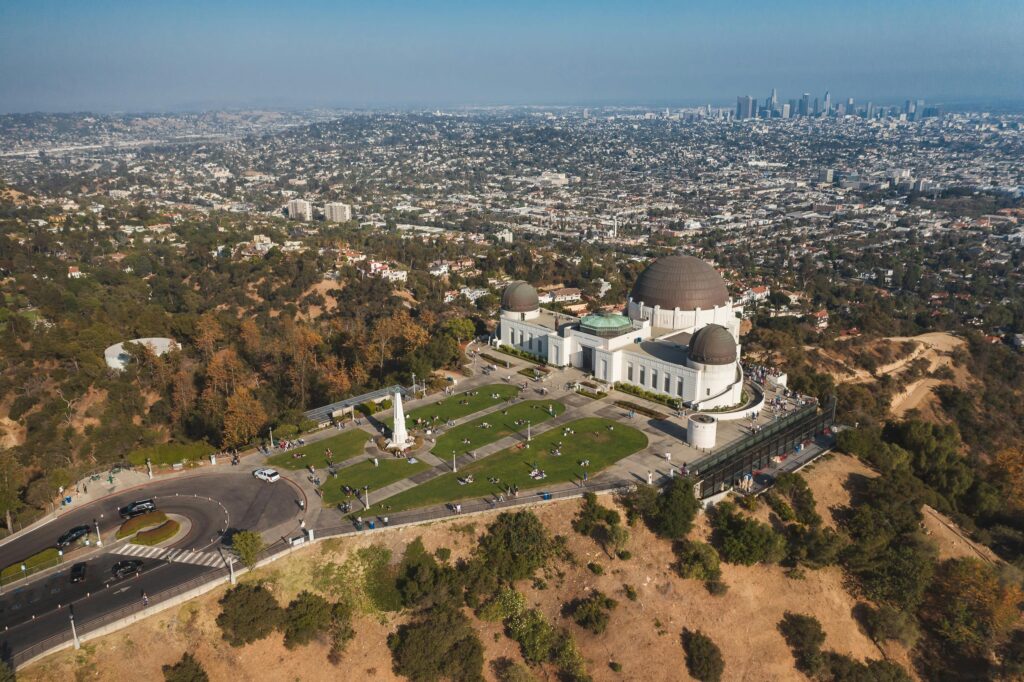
383, 516, 389, 526
583, 470, 588, 483
373, 457, 379, 467
647, 470, 653, 485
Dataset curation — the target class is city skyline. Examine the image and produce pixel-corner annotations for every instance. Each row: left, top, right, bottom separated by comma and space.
1, 0, 1022, 113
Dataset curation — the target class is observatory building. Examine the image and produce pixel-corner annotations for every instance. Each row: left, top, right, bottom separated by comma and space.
496, 255, 744, 410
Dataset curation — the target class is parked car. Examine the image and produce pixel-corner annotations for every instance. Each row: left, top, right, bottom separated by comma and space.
253, 468, 281, 483
118, 499, 156, 519
57, 525, 91, 548
69, 562, 87, 583
111, 559, 143, 580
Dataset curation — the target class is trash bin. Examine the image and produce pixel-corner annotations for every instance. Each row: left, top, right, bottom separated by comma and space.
541, 492, 552, 501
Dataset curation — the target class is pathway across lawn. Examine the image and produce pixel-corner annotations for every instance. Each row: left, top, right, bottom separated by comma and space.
372, 417, 647, 514
266, 429, 370, 470
385, 383, 519, 430
431, 399, 564, 459
320, 457, 429, 506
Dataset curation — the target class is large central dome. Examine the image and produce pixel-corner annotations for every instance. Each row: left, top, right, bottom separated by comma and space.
630, 255, 729, 311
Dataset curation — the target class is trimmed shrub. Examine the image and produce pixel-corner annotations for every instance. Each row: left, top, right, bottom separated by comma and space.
282, 590, 332, 649
712, 502, 786, 565
567, 591, 617, 635
216, 584, 283, 647
388, 606, 485, 682
132, 519, 180, 546
117, 511, 168, 539
673, 540, 721, 582
682, 629, 725, 682
162, 652, 209, 682
478, 587, 527, 622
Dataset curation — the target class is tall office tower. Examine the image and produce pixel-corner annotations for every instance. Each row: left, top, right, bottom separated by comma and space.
770, 87, 778, 110
904, 99, 913, 114
846, 97, 855, 111
914, 99, 926, 120
287, 198, 313, 221
736, 95, 755, 120
324, 202, 353, 222
813, 97, 820, 116
865, 101, 874, 119
788, 99, 798, 116
781, 103, 791, 118
823, 90, 832, 116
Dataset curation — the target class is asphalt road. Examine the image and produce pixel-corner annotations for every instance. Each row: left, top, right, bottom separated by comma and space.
0, 471, 300, 659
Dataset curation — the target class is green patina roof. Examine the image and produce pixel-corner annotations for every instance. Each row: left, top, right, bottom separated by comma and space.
580, 312, 632, 336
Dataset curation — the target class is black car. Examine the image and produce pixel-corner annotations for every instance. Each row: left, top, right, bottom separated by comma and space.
118, 499, 156, 519
57, 525, 91, 548
69, 562, 87, 583
111, 559, 143, 579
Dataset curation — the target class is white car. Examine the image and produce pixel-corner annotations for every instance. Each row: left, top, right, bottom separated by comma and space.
253, 468, 281, 483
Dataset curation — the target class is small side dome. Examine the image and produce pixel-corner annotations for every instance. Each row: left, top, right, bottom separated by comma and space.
688, 324, 737, 365
501, 281, 539, 312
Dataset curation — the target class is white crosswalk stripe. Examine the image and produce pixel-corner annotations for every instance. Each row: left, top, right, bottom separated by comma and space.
112, 543, 223, 567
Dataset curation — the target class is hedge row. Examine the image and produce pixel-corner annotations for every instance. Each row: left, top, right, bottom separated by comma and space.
116, 511, 168, 539
132, 519, 181, 546
1, 547, 60, 582
613, 382, 680, 408
614, 400, 667, 420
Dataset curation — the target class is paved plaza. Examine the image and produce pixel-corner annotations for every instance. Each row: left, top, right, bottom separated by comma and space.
266, 346, 811, 530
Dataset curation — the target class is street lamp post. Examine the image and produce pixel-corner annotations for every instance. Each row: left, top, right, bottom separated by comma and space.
70, 611, 80, 650
93, 517, 102, 547
363, 486, 369, 511
527, 421, 531, 442
452, 452, 457, 473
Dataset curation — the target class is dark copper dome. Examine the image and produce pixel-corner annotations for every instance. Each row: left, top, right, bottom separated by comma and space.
501, 281, 539, 312
630, 255, 729, 311
688, 324, 737, 365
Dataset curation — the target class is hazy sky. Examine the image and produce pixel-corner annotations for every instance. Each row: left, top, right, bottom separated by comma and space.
1, 0, 1022, 113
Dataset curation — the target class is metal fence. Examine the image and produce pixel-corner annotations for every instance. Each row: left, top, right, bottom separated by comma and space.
693, 396, 836, 498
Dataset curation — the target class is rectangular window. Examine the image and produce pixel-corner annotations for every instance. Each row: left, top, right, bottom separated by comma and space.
528, 333, 533, 350
627, 363, 633, 382
651, 369, 658, 390
677, 378, 684, 395
639, 367, 646, 385
664, 374, 671, 392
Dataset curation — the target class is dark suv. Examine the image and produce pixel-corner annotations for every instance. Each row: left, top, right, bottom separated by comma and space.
118, 499, 156, 519
57, 525, 91, 548
69, 562, 87, 583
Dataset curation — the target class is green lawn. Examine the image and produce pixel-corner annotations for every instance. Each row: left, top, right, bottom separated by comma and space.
266, 429, 370, 470
320, 457, 430, 506
372, 417, 647, 514
1, 547, 61, 583
431, 400, 564, 459
386, 384, 519, 430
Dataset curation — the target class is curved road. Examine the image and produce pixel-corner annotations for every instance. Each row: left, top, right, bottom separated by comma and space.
0, 471, 300, 660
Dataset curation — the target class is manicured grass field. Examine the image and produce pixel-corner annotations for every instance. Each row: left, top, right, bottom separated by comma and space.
430, 400, 564, 459
1, 547, 61, 583
372, 417, 647, 514
386, 384, 520, 430
266, 429, 370, 470
320, 457, 430, 506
